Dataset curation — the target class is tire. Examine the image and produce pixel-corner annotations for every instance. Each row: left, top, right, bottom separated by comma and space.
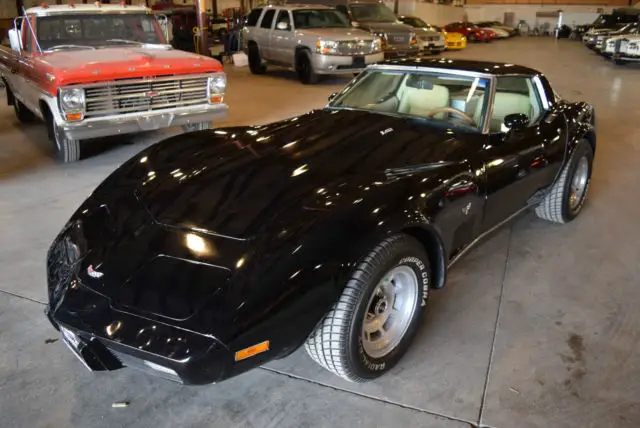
614, 58, 627, 66
181, 121, 212, 133
248, 43, 267, 75
468, 33, 476, 42
46, 114, 81, 163
13, 97, 35, 123
296, 51, 319, 85
535, 140, 593, 224
305, 234, 430, 382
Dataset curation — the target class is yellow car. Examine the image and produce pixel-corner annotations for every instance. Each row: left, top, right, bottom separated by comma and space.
442, 30, 467, 50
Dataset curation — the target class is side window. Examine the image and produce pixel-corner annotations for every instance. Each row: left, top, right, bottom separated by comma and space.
490, 76, 544, 132
23, 22, 33, 53
246, 8, 263, 27
336, 5, 349, 19
260, 9, 276, 29
275, 10, 291, 31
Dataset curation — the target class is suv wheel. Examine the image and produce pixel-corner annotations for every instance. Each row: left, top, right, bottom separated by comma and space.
248, 43, 267, 75
296, 51, 319, 85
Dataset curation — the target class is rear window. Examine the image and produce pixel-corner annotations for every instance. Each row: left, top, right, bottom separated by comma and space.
246, 8, 263, 27
261, 9, 276, 29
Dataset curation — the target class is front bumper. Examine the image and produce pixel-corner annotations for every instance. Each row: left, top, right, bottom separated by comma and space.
382, 45, 420, 58
418, 41, 446, 52
62, 103, 229, 141
46, 279, 242, 385
446, 40, 466, 50
311, 52, 384, 75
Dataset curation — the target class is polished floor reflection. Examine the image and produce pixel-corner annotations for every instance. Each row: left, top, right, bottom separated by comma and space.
0, 37, 639, 428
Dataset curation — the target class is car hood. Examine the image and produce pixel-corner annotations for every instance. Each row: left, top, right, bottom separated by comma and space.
415, 28, 442, 37
357, 21, 414, 34
38, 46, 222, 86
296, 27, 377, 40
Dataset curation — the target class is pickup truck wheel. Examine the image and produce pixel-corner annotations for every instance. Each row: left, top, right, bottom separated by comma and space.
297, 51, 319, 85
305, 234, 429, 382
48, 117, 81, 163
13, 98, 35, 123
248, 44, 267, 75
535, 140, 593, 224
182, 122, 212, 133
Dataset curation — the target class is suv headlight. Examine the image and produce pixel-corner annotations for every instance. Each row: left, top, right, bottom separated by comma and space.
316, 40, 341, 55
207, 73, 226, 103
59, 88, 85, 121
372, 38, 382, 52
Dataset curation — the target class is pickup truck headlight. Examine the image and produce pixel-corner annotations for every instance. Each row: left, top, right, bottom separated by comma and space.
59, 88, 85, 121
207, 73, 226, 103
316, 40, 341, 55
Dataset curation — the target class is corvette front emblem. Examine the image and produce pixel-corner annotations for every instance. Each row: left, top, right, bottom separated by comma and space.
87, 265, 104, 279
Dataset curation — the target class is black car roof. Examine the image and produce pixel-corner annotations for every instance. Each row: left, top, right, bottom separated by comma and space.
379, 58, 541, 76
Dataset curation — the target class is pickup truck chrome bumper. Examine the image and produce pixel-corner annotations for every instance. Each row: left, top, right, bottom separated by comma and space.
312, 52, 384, 75
61, 103, 228, 140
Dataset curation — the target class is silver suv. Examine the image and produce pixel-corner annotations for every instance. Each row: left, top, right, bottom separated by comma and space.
243, 4, 384, 84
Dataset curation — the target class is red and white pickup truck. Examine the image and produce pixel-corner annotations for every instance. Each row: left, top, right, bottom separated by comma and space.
0, 4, 227, 162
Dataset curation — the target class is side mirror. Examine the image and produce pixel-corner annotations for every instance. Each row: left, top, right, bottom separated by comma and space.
503, 113, 528, 132
276, 21, 290, 31
328, 92, 338, 102
8, 28, 21, 53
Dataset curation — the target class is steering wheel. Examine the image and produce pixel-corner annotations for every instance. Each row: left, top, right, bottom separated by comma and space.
425, 107, 477, 127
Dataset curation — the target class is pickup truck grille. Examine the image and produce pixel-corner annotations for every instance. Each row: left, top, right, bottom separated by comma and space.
336, 40, 378, 55
386, 33, 411, 46
84, 76, 209, 118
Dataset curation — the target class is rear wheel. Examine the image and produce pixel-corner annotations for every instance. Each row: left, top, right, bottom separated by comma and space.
296, 51, 319, 85
46, 113, 81, 163
305, 234, 430, 382
535, 140, 593, 223
248, 43, 267, 75
12, 96, 35, 123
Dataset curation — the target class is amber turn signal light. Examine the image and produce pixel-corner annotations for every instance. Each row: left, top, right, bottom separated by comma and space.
210, 95, 223, 103
65, 112, 83, 121
234, 340, 269, 361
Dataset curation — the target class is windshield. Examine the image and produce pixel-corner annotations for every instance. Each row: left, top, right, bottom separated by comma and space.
37, 13, 166, 51
293, 9, 349, 28
329, 69, 490, 131
399, 16, 427, 28
350, 4, 398, 23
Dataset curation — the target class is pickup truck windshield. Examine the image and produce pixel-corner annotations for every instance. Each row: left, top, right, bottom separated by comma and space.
292, 9, 349, 28
349, 4, 398, 23
329, 70, 490, 131
37, 13, 165, 51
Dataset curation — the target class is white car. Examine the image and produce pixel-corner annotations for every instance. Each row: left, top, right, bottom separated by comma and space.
481, 26, 509, 39
612, 34, 640, 65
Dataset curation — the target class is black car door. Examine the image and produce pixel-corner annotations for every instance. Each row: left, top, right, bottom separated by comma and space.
481, 76, 566, 230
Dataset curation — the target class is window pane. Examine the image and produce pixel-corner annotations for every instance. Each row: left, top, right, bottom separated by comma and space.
246, 9, 262, 27
260, 9, 276, 29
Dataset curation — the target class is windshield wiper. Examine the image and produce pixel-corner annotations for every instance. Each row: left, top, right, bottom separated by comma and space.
105, 39, 143, 45
46, 44, 96, 51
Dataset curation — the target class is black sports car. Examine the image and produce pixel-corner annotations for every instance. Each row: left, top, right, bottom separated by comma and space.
46, 59, 596, 385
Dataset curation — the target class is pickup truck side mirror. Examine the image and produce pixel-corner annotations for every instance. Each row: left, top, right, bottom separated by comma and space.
8, 28, 22, 53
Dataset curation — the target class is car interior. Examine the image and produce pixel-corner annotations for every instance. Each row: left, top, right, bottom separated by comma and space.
332, 71, 542, 133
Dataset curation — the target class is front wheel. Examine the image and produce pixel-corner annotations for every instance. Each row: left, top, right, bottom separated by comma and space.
535, 140, 593, 223
468, 33, 476, 42
248, 43, 267, 75
47, 115, 81, 163
305, 234, 430, 382
296, 51, 319, 85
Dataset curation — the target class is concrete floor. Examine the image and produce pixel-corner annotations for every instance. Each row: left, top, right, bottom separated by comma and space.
1, 38, 639, 428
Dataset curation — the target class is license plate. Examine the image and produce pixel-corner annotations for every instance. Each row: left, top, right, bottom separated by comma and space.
352, 56, 365, 68
60, 326, 93, 371
137, 114, 173, 131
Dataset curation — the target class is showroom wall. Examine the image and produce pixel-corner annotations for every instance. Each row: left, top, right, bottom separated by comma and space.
398, 2, 467, 25
464, 4, 614, 27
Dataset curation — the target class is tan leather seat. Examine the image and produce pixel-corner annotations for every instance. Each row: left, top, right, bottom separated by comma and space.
474, 92, 532, 131
397, 84, 450, 118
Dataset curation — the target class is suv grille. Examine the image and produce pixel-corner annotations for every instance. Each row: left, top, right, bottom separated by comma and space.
386, 33, 411, 46
336, 40, 378, 55
84, 76, 209, 118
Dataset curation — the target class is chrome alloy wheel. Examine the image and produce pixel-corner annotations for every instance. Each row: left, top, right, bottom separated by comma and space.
569, 155, 589, 211
361, 265, 419, 359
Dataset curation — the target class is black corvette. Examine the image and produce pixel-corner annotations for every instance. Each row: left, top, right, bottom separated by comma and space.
46, 59, 596, 385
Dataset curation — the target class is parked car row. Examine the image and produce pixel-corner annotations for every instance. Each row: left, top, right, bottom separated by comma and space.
241, 0, 518, 85
581, 19, 640, 66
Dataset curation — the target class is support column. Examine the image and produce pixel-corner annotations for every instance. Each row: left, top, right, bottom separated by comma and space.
195, 0, 209, 56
